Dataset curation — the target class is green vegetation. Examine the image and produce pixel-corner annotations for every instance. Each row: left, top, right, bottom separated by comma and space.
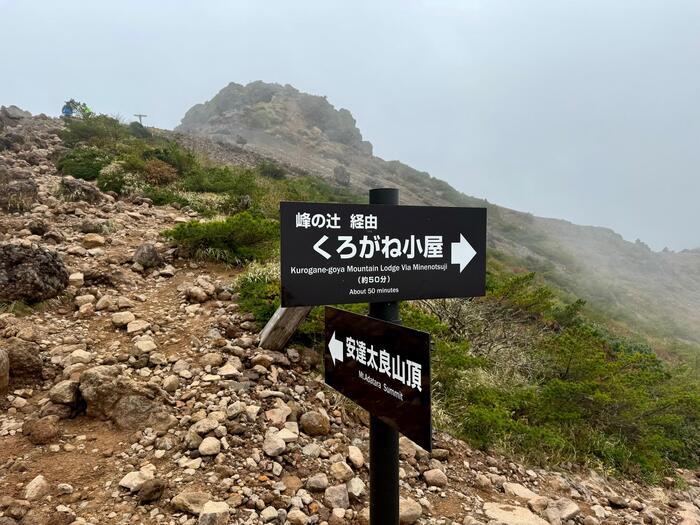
233, 260, 700, 480
56, 146, 112, 181
163, 212, 278, 264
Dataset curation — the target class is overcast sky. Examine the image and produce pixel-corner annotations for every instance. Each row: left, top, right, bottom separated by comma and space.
2, 0, 698, 250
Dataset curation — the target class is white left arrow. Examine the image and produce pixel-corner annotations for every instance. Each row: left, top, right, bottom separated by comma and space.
451, 234, 477, 272
328, 331, 344, 366
314, 235, 331, 259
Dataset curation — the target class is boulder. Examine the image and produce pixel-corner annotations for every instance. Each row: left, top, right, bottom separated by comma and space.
48, 380, 80, 405
58, 177, 103, 203
2, 337, 42, 378
133, 243, 163, 269
23, 416, 61, 445
0, 245, 69, 302
78, 365, 169, 429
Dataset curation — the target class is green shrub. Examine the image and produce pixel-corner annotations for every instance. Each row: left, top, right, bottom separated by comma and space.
56, 147, 112, 181
60, 114, 129, 147
183, 166, 259, 195
163, 211, 278, 264
258, 160, 286, 179
142, 158, 178, 185
128, 121, 152, 138
96, 162, 143, 195
145, 143, 197, 175
141, 185, 192, 207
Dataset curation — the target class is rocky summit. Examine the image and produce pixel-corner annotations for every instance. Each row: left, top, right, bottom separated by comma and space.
1, 111, 700, 525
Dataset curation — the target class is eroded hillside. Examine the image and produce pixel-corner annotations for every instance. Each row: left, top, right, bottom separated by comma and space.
176, 81, 700, 352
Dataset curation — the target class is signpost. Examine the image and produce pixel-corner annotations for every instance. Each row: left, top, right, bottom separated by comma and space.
278, 188, 487, 525
325, 306, 431, 450
280, 201, 487, 307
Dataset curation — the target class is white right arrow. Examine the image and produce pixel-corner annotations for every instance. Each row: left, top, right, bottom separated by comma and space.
451, 234, 477, 272
328, 331, 344, 366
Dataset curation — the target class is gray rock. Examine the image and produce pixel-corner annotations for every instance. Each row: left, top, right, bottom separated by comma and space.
24, 475, 48, 501
287, 508, 309, 525
324, 484, 349, 509
198, 436, 221, 456
198, 501, 229, 525
262, 434, 286, 457
399, 497, 422, 524
482, 502, 548, 525
171, 490, 213, 515
0, 245, 68, 302
78, 365, 168, 429
346, 477, 366, 500
111, 311, 135, 327
133, 243, 163, 269
550, 498, 580, 520
423, 468, 448, 487
306, 473, 329, 491
49, 380, 80, 405
58, 177, 103, 203
3, 337, 42, 378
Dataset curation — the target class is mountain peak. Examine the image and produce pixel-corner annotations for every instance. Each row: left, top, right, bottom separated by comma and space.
178, 80, 373, 156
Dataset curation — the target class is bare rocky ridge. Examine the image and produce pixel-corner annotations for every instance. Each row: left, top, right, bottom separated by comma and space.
1, 113, 700, 525
177, 81, 700, 351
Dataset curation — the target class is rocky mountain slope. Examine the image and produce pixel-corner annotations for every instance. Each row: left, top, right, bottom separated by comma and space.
177, 82, 700, 352
1, 113, 700, 524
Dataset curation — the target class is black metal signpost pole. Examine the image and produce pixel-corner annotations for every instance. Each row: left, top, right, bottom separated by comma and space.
368, 188, 400, 525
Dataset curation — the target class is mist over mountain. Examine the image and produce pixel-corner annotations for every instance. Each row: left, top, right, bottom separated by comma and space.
178, 81, 700, 349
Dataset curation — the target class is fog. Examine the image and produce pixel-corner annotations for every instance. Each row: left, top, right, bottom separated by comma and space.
2, 0, 698, 250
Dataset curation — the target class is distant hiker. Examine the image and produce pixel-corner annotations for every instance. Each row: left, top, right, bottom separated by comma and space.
61, 102, 74, 117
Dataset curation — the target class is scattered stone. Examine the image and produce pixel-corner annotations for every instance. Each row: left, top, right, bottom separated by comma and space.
325, 484, 350, 510
424, 468, 448, 487
306, 473, 329, 491
111, 311, 136, 328
198, 501, 230, 525
262, 434, 286, 457
399, 497, 422, 524
348, 445, 365, 469
133, 243, 163, 268
504, 482, 539, 500
171, 490, 213, 515
24, 475, 49, 501
82, 233, 105, 248
330, 461, 354, 482
199, 436, 221, 456
300, 410, 330, 436
23, 416, 61, 445
48, 380, 79, 405
483, 502, 548, 525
